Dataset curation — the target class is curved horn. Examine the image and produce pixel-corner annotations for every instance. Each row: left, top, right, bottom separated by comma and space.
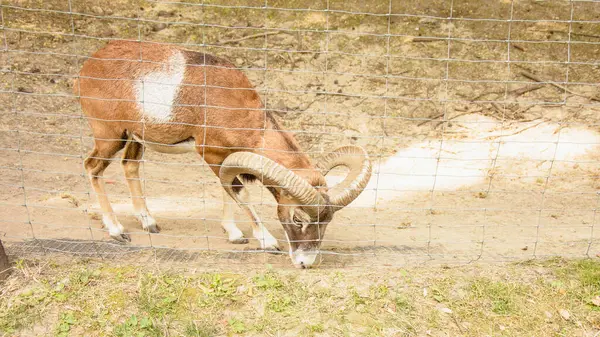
318, 146, 372, 208
219, 152, 326, 218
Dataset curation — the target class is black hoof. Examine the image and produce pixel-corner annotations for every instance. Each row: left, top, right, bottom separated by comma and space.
145, 224, 160, 234
264, 246, 281, 254
230, 238, 249, 244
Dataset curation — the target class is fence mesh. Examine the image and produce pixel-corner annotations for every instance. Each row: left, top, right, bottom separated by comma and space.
0, 0, 599, 268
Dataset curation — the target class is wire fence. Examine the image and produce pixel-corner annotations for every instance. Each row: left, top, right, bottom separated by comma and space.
0, 0, 599, 268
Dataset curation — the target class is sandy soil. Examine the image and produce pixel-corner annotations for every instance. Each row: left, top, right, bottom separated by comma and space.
1, 0, 599, 268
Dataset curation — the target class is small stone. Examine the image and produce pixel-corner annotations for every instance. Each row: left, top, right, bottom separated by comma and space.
274, 99, 286, 112
101, 28, 115, 37
558, 309, 570, 320
17, 87, 33, 93
157, 10, 176, 17
235, 58, 244, 66
152, 23, 167, 32
91, 6, 103, 15
591, 296, 600, 307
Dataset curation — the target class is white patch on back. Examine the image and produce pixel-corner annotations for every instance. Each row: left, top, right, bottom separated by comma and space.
135, 51, 186, 123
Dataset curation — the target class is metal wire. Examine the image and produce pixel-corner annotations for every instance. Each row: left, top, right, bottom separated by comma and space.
1, 0, 599, 268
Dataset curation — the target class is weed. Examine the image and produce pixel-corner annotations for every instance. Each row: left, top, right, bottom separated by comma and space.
469, 279, 526, 315
114, 314, 160, 337
184, 321, 219, 337
253, 271, 284, 290
228, 318, 246, 334
56, 311, 76, 337
394, 294, 413, 312
139, 273, 185, 317
266, 293, 294, 313
307, 323, 325, 333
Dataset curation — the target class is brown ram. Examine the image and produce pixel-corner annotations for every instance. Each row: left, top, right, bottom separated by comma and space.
75, 40, 371, 268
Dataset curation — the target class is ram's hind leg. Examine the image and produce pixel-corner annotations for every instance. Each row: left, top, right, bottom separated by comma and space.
122, 136, 159, 233
85, 139, 129, 242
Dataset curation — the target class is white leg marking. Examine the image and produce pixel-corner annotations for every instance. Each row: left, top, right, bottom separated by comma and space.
253, 225, 279, 250
221, 190, 247, 244
236, 187, 279, 250
135, 51, 187, 123
102, 214, 124, 237
222, 221, 245, 242
136, 209, 157, 231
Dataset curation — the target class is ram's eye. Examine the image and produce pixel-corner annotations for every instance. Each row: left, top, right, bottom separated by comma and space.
292, 215, 303, 228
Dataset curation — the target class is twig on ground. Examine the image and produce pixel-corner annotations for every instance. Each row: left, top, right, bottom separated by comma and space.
512, 44, 526, 52
448, 109, 484, 121
412, 37, 446, 43
517, 116, 542, 123
511, 84, 545, 97
352, 96, 370, 107
549, 30, 600, 40
486, 121, 545, 140
472, 90, 503, 101
220, 31, 281, 45
452, 313, 464, 334
520, 71, 600, 102
472, 84, 543, 102
417, 113, 444, 126
490, 102, 506, 118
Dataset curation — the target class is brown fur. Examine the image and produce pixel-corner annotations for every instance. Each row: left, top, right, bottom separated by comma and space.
75, 40, 323, 186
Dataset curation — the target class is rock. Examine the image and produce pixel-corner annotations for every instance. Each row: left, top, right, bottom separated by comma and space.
17, 87, 33, 93
101, 27, 115, 37
157, 10, 176, 17
235, 58, 244, 66
558, 309, 570, 320
274, 99, 286, 112
91, 6, 103, 15
152, 23, 167, 32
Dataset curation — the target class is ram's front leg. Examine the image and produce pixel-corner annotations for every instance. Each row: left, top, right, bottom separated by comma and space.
221, 190, 248, 244
222, 185, 279, 251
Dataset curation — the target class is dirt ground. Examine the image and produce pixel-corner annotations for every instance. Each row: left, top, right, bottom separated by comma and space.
1, 0, 600, 268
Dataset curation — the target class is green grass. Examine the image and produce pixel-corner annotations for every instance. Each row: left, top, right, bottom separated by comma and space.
1, 258, 600, 336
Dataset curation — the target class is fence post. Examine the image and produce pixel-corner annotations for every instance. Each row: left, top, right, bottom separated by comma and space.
0, 239, 10, 281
